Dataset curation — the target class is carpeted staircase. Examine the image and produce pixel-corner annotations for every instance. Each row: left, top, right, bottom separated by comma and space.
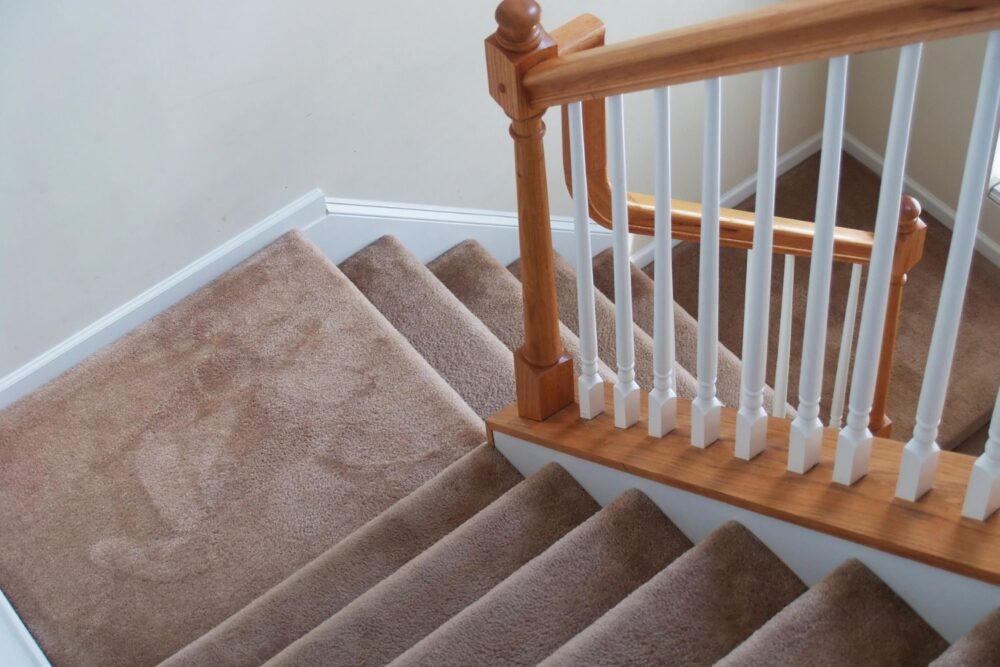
0, 230, 997, 666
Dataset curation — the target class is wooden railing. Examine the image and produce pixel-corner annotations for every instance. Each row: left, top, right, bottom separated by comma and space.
485, 0, 1000, 523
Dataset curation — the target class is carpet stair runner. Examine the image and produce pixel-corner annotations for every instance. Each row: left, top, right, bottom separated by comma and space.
0, 231, 994, 666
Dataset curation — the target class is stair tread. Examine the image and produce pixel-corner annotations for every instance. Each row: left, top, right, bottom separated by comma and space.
429, 239, 616, 382
391, 489, 692, 667
509, 253, 699, 399
594, 248, 786, 413
162, 443, 522, 667
340, 235, 515, 419
718, 559, 948, 666
931, 608, 1000, 666
0, 231, 486, 666
541, 521, 806, 667
265, 463, 599, 667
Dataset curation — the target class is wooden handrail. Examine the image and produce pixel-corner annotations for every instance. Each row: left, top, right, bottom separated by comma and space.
525, 0, 1000, 107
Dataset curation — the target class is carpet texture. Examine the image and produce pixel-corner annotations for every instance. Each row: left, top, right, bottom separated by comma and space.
340, 235, 515, 419
592, 248, 785, 414
931, 608, 1000, 666
509, 253, 700, 400
428, 239, 616, 383
267, 463, 598, 667
541, 521, 806, 667
718, 559, 947, 666
0, 232, 485, 666
663, 153, 1000, 449
391, 490, 693, 667
163, 443, 521, 667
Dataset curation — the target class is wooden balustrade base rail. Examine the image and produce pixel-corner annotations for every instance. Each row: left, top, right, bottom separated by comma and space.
486, 385, 999, 584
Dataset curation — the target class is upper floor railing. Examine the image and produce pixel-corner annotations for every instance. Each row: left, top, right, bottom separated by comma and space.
485, 0, 1000, 523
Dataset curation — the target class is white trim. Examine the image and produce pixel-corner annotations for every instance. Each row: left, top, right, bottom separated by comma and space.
312, 198, 614, 269
0, 189, 328, 411
630, 131, 823, 268
844, 132, 1000, 266
494, 432, 998, 643
0, 592, 49, 666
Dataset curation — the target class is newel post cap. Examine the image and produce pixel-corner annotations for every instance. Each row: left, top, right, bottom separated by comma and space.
495, 0, 544, 52
899, 195, 922, 230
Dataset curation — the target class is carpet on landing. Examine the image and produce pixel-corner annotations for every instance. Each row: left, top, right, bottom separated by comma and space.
0, 231, 485, 666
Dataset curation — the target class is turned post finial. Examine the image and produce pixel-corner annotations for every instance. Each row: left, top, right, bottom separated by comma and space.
899, 195, 922, 231
495, 0, 544, 52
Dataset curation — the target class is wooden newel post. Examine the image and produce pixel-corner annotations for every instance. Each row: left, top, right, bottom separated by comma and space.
870, 195, 927, 437
487, 0, 574, 420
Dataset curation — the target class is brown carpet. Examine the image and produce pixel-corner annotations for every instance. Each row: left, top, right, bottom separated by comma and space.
0, 232, 485, 666
163, 443, 522, 667
593, 248, 787, 414
541, 522, 806, 667
428, 239, 616, 383
391, 490, 693, 667
662, 153, 1000, 450
931, 608, 1000, 666
267, 463, 598, 667
340, 235, 515, 419
718, 559, 947, 666
510, 253, 700, 400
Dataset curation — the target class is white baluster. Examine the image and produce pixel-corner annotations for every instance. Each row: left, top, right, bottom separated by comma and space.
898, 32, 1000, 501
692, 78, 724, 448
829, 264, 862, 429
567, 101, 605, 419
607, 94, 640, 428
834, 43, 923, 486
788, 56, 849, 473
736, 68, 781, 460
772, 255, 795, 418
964, 388, 1000, 520
649, 87, 678, 437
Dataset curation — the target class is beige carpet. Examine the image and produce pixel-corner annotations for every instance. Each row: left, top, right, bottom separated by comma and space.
662, 153, 1000, 449
163, 443, 521, 667
0, 232, 485, 666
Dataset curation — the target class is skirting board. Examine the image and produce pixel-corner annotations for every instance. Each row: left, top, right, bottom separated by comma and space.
495, 432, 999, 644
0, 592, 48, 667
311, 198, 614, 270
629, 131, 823, 268
844, 132, 1000, 267
0, 189, 328, 412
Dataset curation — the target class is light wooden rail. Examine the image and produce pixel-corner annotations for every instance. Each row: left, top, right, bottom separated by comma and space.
487, 388, 1000, 584
524, 0, 1000, 107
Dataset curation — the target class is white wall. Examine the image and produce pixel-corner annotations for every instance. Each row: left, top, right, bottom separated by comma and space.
846, 33, 1000, 247
0, 0, 824, 378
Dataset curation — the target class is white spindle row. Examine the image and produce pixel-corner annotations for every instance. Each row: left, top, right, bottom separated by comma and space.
897, 30, 1000, 502
736, 68, 781, 460
834, 43, 923, 487
648, 87, 678, 438
607, 95, 641, 429
788, 56, 849, 473
692, 78, 724, 449
567, 101, 605, 420
561, 38, 998, 521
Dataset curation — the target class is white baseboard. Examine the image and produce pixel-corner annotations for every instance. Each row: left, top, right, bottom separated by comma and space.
311, 198, 614, 270
844, 133, 1000, 267
629, 131, 823, 269
0, 189, 328, 412
495, 432, 998, 644
0, 592, 49, 667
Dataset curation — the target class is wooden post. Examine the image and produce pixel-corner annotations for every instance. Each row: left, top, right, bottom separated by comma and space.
870, 195, 926, 437
487, 0, 574, 420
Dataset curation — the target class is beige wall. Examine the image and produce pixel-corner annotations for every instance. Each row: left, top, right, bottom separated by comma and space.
0, 0, 825, 377
845, 33, 1000, 245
